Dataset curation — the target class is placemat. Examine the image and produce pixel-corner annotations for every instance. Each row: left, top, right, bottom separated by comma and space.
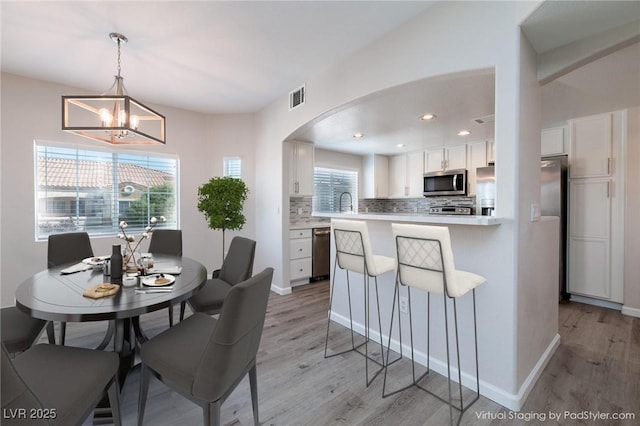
83, 283, 120, 299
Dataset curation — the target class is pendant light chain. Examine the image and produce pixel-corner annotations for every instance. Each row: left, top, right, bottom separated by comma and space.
116, 37, 122, 78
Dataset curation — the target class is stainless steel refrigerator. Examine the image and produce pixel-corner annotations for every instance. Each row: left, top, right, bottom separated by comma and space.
541, 155, 569, 300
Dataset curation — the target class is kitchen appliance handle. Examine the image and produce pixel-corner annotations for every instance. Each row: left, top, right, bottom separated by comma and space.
453, 174, 458, 189
314, 229, 331, 236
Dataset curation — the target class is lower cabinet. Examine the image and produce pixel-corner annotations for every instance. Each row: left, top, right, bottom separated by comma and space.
289, 229, 312, 284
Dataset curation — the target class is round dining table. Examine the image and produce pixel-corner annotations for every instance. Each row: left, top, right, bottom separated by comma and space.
14, 254, 207, 424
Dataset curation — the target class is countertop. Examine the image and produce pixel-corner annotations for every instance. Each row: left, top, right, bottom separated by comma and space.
290, 221, 331, 230
313, 212, 503, 226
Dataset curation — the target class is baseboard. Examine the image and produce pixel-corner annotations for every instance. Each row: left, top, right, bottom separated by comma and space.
328, 311, 560, 411
621, 305, 640, 318
513, 333, 561, 410
570, 294, 622, 311
270, 283, 292, 295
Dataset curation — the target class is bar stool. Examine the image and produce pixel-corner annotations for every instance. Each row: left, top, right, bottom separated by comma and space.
383, 223, 485, 425
324, 219, 396, 386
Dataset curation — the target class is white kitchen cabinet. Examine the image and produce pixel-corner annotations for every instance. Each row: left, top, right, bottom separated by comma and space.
541, 126, 566, 156
424, 145, 467, 173
389, 151, 424, 198
568, 179, 612, 300
569, 113, 611, 178
289, 228, 312, 283
288, 141, 314, 197
467, 141, 488, 196
363, 154, 389, 198
566, 110, 625, 304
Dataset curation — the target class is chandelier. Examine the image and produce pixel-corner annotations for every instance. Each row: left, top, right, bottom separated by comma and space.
62, 33, 166, 145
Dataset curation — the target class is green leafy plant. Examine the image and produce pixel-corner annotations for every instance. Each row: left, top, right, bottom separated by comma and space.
197, 176, 249, 261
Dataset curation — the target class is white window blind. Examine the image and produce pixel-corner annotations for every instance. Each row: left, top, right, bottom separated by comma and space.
35, 144, 178, 240
313, 167, 358, 213
223, 157, 242, 178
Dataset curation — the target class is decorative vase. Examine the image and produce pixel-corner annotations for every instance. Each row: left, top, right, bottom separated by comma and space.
123, 248, 139, 273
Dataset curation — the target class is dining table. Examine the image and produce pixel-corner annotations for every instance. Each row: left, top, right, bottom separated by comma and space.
14, 254, 208, 424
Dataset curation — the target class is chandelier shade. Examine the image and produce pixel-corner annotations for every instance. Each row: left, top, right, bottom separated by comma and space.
61, 33, 166, 145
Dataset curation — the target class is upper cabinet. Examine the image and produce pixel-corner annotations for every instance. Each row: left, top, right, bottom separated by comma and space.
363, 154, 389, 198
389, 151, 424, 198
287, 141, 314, 197
569, 113, 612, 178
424, 144, 467, 173
541, 126, 566, 156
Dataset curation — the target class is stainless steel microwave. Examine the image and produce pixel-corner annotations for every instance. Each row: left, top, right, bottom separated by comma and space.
423, 169, 467, 197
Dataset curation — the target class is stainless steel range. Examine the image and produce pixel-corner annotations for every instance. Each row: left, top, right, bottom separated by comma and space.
428, 206, 472, 215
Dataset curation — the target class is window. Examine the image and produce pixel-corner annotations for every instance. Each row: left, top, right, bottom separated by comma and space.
313, 167, 358, 213
223, 157, 242, 178
35, 143, 178, 240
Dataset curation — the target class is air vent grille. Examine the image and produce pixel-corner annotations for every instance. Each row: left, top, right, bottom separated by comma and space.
289, 85, 305, 110
473, 114, 495, 124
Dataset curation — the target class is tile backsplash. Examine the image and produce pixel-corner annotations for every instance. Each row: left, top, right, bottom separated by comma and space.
290, 196, 476, 223
360, 196, 475, 214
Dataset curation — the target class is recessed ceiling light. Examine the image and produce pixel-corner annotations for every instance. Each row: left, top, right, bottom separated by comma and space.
396, 144, 405, 148
457, 130, 471, 136
353, 132, 364, 139
420, 113, 437, 121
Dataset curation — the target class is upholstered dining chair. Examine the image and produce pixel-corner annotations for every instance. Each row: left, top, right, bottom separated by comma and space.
182, 236, 256, 321
148, 229, 183, 326
47, 232, 95, 345
148, 229, 183, 256
1, 306, 53, 354
138, 267, 274, 426
1, 343, 121, 426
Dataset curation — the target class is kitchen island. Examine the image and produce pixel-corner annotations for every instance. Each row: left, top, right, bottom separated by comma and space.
320, 212, 560, 411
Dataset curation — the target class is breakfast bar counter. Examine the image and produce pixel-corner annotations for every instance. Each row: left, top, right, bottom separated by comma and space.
315, 211, 503, 226
321, 212, 560, 411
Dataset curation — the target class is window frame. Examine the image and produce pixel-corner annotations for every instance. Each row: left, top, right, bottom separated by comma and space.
33, 140, 180, 241
223, 156, 242, 179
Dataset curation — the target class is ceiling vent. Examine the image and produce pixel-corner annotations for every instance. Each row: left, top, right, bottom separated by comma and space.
473, 114, 495, 125
289, 85, 305, 110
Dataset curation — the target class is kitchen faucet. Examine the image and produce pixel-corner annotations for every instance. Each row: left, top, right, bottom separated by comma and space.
339, 192, 353, 213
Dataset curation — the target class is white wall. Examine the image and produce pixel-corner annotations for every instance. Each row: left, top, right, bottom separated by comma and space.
314, 148, 364, 197
0, 73, 257, 306
254, 0, 553, 408
203, 113, 257, 265
515, 34, 561, 391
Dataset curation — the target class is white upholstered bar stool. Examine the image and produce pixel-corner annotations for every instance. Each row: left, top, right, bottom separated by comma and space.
324, 219, 396, 386
383, 223, 486, 425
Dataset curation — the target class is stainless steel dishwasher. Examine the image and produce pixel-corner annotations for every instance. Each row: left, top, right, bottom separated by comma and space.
312, 227, 330, 279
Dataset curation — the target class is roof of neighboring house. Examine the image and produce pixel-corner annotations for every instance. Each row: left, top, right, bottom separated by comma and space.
37, 157, 172, 189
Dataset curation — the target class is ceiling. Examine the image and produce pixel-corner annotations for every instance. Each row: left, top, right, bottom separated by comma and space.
292, 1, 640, 155
293, 69, 496, 155
2, 1, 638, 156
0, 1, 433, 114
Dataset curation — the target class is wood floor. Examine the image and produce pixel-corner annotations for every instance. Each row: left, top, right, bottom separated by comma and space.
46, 280, 639, 425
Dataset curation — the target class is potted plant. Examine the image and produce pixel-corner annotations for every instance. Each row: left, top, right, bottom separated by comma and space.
197, 176, 249, 262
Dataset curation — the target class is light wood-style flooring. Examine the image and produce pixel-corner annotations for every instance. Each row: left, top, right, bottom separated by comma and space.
45, 280, 638, 425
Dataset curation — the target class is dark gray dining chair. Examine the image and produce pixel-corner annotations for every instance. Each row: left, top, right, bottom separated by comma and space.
148, 229, 183, 326
138, 267, 273, 426
1, 343, 121, 426
148, 229, 183, 256
47, 232, 95, 345
1, 306, 53, 353
183, 236, 256, 321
